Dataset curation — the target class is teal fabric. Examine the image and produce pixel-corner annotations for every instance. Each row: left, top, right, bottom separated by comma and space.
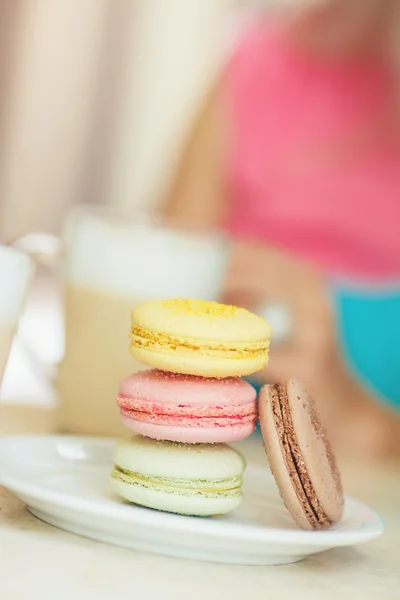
332, 282, 400, 410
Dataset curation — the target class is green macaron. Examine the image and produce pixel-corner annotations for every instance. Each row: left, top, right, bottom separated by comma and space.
111, 436, 246, 516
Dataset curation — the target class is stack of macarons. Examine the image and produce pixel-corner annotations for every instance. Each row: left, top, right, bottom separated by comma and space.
111, 298, 271, 517
111, 298, 344, 530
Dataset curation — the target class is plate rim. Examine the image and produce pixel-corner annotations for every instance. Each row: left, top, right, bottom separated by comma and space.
0, 435, 384, 547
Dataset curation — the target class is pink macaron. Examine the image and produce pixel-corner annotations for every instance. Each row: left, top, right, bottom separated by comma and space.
117, 369, 257, 443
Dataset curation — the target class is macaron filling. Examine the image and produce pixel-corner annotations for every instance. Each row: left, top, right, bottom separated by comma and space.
119, 408, 256, 428
130, 326, 269, 360
111, 466, 242, 498
270, 383, 332, 529
117, 395, 257, 428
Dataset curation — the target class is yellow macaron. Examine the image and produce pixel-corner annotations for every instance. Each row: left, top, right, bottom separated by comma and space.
129, 298, 271, 377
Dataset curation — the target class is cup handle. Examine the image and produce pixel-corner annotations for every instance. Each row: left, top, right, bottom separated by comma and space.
10, 233, 64, 391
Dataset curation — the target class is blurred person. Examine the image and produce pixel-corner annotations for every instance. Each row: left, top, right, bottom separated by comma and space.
163, 0, 400, 457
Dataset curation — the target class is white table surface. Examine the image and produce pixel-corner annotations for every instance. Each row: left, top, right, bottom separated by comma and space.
1, 405, 400, 600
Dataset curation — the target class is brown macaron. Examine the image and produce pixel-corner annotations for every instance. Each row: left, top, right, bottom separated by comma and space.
259, 380, 344, 530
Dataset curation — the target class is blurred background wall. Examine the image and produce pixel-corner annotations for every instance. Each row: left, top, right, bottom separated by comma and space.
0, 0, 109, 241
0, 0, 256, 242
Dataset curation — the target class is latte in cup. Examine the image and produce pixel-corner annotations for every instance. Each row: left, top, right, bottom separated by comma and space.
57, 212, 228, 436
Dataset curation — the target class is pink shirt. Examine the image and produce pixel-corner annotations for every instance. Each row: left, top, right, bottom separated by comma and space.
225, 20, 400, 280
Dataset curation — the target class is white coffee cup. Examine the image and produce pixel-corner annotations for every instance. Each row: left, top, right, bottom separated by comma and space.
19, 207, 229, 436
0, 245, 34, 386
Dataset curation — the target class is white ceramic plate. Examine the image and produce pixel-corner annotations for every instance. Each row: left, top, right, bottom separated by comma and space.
0, 436, 383, 565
